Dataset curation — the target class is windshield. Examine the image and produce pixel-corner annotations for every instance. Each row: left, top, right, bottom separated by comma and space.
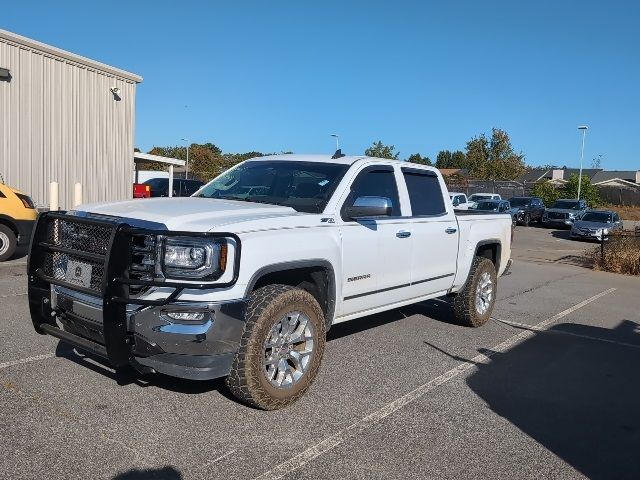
471, 201, 501, 211
509, 198, 530, 207
470, 194, 492, 201
195, 161, 349, 213
580, 212, 612, 223
552, 200, 582, 210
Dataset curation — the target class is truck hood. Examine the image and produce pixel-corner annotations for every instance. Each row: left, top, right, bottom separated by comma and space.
572, 220, 611, 229
545, 208, 582, 215
77, 197, 301, 231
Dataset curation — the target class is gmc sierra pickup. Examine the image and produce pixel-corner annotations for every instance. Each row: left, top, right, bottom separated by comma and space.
28, 153, 513, 409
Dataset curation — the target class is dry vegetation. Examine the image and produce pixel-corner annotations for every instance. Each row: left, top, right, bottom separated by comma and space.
590, 234, 640, 275
603, 204, 640, 221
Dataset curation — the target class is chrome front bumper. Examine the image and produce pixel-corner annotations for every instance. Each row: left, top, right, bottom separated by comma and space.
51, 287, 247, 380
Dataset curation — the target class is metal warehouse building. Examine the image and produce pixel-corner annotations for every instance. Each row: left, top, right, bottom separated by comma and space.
0, 29, 142, 209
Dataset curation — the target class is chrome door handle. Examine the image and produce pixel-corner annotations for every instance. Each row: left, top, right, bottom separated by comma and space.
396, 230, 411, 238
445, 227, 457, 234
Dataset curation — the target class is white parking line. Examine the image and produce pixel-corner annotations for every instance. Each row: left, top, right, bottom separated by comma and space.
253, 287, 616, 480
0, 292, 27, 299
0, 353, 55, 370
495, 317, 640, 350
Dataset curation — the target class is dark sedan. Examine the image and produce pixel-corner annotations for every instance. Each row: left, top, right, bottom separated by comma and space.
508, 197, 545, 226
469, 200, 517, 226
143, 178, 204, 197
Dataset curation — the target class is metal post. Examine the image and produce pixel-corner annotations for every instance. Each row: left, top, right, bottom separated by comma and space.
181, 138, 190, 180
331, 134, 340, 151
186, 144, 189, 180
577, 126, 588, 200
168, 165, 174, 198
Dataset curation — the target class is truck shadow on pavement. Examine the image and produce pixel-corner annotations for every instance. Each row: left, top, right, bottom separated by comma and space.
54, 299, 451, 398
111, 466, 182, 480
465, 319, 640, 480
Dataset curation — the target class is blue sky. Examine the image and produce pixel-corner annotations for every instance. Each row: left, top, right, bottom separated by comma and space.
3, 1, 639, 170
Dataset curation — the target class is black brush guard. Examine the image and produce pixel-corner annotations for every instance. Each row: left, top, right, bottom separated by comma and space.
27, 211, 241, 369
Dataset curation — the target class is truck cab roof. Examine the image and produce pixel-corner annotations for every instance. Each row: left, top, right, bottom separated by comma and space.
248, 153, 438, 172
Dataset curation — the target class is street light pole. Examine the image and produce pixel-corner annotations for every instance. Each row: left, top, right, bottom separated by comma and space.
180, 138, 189, 180
577, 125, 588, 200
330, 134, 340, 151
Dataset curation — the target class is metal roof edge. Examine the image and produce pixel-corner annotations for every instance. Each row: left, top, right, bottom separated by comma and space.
0, 28, 143, 83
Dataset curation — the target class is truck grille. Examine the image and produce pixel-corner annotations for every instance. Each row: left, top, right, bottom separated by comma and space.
547, 211, 568, 220
38, 216, 115, 295
42, 251, 105, 291
46, 217, 113, 255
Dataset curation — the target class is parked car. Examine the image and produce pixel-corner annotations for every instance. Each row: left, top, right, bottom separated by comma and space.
143, 178, 204, 197
449, 192, 472, 210
469, 193, 502, 203
570, 210, 623, 241
508, 196, 545, 226
28, 154, 513, 410
470, 200, 517, 226
0, 181, 37, 261
542, 198, 588, 228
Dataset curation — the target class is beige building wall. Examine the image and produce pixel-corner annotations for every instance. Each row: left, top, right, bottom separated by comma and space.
0, 29, 142, 209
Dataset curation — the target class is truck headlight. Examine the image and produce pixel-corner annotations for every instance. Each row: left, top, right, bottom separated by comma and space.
162, 237, 227, 279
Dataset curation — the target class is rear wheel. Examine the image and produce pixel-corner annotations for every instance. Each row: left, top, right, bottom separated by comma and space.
0, 224, 17, 262
452, 256, 497, 327
226, 284, 326, 410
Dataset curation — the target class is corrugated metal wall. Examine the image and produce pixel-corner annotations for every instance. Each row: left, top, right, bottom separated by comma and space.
0, 32, 139, 209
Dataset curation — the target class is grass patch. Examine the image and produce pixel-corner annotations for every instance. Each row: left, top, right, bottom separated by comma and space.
590, 233, 640, 275
601, 204, 640, 221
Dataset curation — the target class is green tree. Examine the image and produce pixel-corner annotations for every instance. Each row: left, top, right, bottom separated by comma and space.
563, 174, 602, 207
365, 141, 399, 159
451, 150, 467, 168
436, 150, 467, 169
465, 135, 489, 178
407, 153, 432, 165
531, 181, 560, 206
435, 150, 453, 168
487, 128, 526, 180
465, 129, 525, 180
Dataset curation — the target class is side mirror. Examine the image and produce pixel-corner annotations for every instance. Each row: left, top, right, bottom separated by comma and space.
346, 196, 392, 219
452, 198, 460, 207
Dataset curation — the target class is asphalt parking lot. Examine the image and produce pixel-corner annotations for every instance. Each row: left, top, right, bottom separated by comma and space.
1, 226, 639, 480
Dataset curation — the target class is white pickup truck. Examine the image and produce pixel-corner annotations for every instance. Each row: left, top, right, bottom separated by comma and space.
28, 153, 513, 409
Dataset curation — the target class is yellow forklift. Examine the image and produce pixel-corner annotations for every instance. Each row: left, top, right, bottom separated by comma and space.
0, 176, 37, 261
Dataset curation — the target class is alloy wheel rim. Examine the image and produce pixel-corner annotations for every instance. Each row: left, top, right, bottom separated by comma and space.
475, 272, 493, 315
0, 232, 9, 256
263, 310, 314, 389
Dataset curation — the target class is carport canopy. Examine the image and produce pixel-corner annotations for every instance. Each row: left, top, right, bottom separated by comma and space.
133, 152, 186, 198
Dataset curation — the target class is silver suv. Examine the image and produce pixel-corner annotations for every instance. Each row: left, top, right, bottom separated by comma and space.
542, 199, 587, 228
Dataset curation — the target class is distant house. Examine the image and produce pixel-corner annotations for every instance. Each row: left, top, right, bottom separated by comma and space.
438, 168, 469, 178
519, 169, 551, 183
591, 171, 640, 189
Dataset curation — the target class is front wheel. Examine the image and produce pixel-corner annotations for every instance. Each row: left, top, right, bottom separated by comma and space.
452, 256, 497, 327
523, 213, 531, 227
0, 224, 17, 262
226, 284, 326, 410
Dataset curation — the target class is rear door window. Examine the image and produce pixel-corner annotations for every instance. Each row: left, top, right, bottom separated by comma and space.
401, 169, 446, 216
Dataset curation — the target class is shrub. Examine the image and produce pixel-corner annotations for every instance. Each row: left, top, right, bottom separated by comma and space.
590, 234, 640, 275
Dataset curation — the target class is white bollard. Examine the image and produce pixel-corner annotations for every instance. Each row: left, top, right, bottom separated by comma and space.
73, 183, 82, 207
49, 182, 59, 211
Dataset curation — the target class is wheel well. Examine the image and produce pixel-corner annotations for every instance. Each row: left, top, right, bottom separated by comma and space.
0, 217, 18, 236
476, 242, 500, 270
251, 266, 335, 328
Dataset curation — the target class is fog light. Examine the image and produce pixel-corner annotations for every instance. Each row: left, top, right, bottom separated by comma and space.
165, 311, 206, 322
